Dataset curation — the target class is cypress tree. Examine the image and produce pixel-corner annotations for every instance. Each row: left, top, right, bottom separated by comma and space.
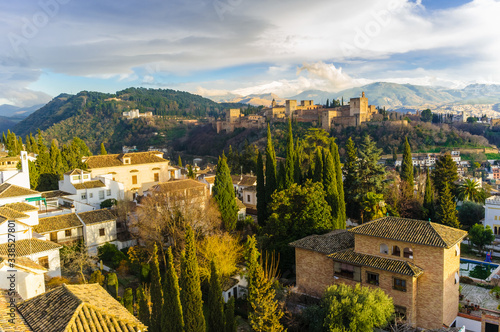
107, 273, 119, 298
178, 155, 183, 167
180, 226, 205, 332
330, 141, 346, 227
25, 135, 31, 153
123, 288, 133, 314
256, 151, 267, 226
17, 136, 23, 155
207, 260, 225, 332
423, 168, 434, 220
49, 140, 63, 179
29, 133, 38, 154
224, 297, 236, 332
432, 153, 458, 195
284, 118, 294, 189
150, 243, 163, 332
137, 286, 150, 327
313, 147, 323, 184
293, 139, 302, 184
437, 182, 460, 228
392, 148, 398, 163
100, 142, 107, 155
265, 124, 277, 204
401, 137, 414, 188
323, 150, 340, 225
213, 153, 238, 231
162, 246, 184, 332
277, 160, 286, 191
1, 132, 6, 145
343, 137, 358, 219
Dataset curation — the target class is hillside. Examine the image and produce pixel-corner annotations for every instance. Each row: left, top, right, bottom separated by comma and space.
13, 88, 222, 153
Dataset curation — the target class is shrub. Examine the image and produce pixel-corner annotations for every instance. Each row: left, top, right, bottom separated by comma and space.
98, 242, 127, 269
460, 276, 474, 284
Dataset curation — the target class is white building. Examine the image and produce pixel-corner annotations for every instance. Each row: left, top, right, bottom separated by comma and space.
0, 256, 47, 300
0, 151, 30, 189
484, 196, 500, 236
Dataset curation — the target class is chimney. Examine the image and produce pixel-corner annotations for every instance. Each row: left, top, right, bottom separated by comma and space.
20, 151, 28, 174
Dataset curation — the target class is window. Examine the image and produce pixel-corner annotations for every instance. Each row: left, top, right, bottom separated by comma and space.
380, 243, 389, 254
334, 262, 361, 281
65, 229, 72, 237
99, 228, 105, 237
393, 278, 406, 292
124, 158, 130, 164
99, 190, 105, 200
89, 193, 93, 198
132, 175, 138, 185
392, 245, 401, 257
366, 272, 379, 286
247, 195, 251, 202
83, 175, 89, 179
72, 175, 81, 181
154, 173, 159, 182
81, 194, 87, 200
38, 256, 49, 269
403, 247, 413, 259
106, 189, 111, 196
394, 305, 406, 319
50, 232, 57, 242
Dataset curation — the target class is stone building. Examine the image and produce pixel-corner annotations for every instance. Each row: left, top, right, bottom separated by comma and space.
322, 92, 379, 129
213, 108, 266, 133
290, 216, 467, 329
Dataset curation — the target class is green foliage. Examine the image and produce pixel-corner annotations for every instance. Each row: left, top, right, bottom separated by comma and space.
150, 244, 163, 332
437, 183, 460, 228
88, 270, 105, 286
313, 148, 323, 184
330, 141, 346, 227
469, 264, 493, 280
469, 224, 495, 254
137, 286, 150, 327
100, 198, 117, 209
420, 109, 432, 122
323, 150, 340, 226
187, 164, 195, 179
458, 201, 485, 230
178, 155, 183, 167
123, 288, 133, 314
423, 168, 434, 220
207, 260, 225, 332
256, 151, 266, 226
100, 142, 107, 155
180, 226, 206, 332
106, 272, 119, 299
343, 137, 358, 219
432, 154, 458, 195
285, 118, 295, 189
98, 243, 126, 269
213, 153, 238, 231
224, 297, 236, 332
265, 124, 278, 205
322, 283, 394, 332
264, 181, 334, 270
162, 246, 184, 332
400, 137, 414, 188
360, 192, 387, 223
458, 179, 482, 203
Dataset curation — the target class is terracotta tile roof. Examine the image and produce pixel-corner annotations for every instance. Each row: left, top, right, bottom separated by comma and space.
85, 151, 168, 168
0, 206, 29, 220
4, 202, 38, 212
64, 169, 90, 176
243, 185, 257, 192
349, 216, 468, 248
77, 209, 116, 225
17, 284, 147, 332
222, 278, 239, 292
328, 248, 424, 277
0, 239, 61, 257
236, 198, 246, 210
153, 179, 207, 192
290, 230, 354, 254
0, 255, 47, 272
231, 175, 256, 186
204, 176, 215, 184
0, 183, 39, 199
41, 190, 72, 199
0, 290, 32, 332
72, 180, 106, 190
35, 214, 83, 234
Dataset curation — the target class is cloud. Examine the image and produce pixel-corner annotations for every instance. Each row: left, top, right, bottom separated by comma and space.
297, 62, 371, 91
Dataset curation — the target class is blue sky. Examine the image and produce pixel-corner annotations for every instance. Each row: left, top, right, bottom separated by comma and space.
0, 0, 499, 107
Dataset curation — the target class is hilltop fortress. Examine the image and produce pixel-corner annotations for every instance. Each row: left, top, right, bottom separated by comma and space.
212, 92, 389, 133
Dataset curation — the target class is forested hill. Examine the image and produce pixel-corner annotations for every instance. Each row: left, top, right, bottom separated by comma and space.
13, 87, 221, 137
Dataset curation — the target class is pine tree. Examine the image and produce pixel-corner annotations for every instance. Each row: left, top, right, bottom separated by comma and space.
123, 288, 133, 314
284, 118, 294, 189
137, 286, 150, 327
162, 247, 184, 332
401, 137, 414, 188
224, 297, 236, 332
246, 236, 284, 332
178, 155, 183, 167
331, 141, 346, 227
180, 226, 205, 332
313, 147, 323, 184
423, 168, 434, 220
432, 153, 458, 195
213, 153, 238, 231
356, 136, 385, 196
207, 260, 225, 332
17, 136, 23, 155
323, 150, 340, 225
265, 124, 277, 204
100, 142, 107, 155
437, 182, 460, 228
256, 151, 267, 226
343, 137, 358, 218
150, 244, 163, 332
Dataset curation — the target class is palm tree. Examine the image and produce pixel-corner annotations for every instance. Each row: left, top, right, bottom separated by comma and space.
457, 179, 481, 202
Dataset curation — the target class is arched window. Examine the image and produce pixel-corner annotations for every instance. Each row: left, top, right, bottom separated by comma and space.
392, 246, 401, 257
380, 244, 388, 254
403, 248, 413, 259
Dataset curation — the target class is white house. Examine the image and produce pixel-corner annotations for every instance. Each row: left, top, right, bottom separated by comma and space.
231, 175, 257, 198
222, 273, 248, 303
78, 209, 118, 255
242, 186, 257, 210
0, 151, 30, 189
484, 196, 500, 236
0, 256, 46, 300
198, 174, 215, 195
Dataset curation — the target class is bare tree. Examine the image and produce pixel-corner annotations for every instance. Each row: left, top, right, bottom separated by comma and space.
60, 242, 97, 283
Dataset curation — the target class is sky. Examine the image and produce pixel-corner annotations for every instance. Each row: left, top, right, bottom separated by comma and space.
1, 0, 499, 107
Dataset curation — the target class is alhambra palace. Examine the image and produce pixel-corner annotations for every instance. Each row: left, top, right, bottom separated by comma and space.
211, 92, 400, 133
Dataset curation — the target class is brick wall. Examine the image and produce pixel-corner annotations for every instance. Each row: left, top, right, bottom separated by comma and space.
295, 248, 335, 297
